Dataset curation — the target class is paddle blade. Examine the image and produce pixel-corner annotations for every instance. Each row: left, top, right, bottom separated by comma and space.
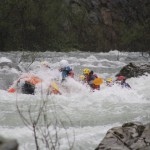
8, 88, 16, 93
51, 82, 59, 91
93, 78, 103, 85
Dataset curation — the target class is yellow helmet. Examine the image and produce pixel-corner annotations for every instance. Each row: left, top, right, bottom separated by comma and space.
79, 75, 85, 80
83, 68, 90, 75
106, 78, 113, 82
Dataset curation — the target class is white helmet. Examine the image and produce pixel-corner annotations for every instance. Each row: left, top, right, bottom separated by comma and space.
60, 60, 68, 68
41, 61, 50, 68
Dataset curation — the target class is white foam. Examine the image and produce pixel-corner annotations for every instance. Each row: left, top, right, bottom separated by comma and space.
0, 51, 150, 150
0, 57, 12, 63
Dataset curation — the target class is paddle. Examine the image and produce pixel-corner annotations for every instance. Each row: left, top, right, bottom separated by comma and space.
50, 81, 61, 95
51, 82, 59, 91
93, 78, 103, 85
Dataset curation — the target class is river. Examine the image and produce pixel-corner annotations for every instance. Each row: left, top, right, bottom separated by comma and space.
0, 51, 150, 150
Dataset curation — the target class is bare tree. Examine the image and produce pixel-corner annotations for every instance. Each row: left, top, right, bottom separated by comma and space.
16, 93, 75, 150
17, 51, 38, 72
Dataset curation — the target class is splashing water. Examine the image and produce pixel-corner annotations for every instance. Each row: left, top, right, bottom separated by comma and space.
0, 51, 150, 150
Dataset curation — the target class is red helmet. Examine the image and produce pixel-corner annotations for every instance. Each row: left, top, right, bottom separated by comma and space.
117, 76, 126, 81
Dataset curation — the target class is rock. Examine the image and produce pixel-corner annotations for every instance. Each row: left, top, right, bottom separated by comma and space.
116, 63, 150, 78
95, 122, 150, 150
0, 136, 18, 150
67, 0, 150, 51
101, 8, 112, 26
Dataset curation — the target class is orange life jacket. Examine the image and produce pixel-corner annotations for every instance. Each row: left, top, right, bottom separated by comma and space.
93, 84, 100, 90
26, 76, 42, 85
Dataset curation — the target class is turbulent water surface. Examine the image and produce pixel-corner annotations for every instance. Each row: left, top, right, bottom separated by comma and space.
0, 51, 150, 150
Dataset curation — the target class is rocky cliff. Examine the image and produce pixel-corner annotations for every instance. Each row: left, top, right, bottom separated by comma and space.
1, 0, 149, 51
66, 0, 150, 51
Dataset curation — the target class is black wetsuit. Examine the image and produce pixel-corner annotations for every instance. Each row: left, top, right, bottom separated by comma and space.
21, 81, 35, 94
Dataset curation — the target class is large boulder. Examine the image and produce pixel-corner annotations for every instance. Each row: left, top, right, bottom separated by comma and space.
116, 63, 150, 78
0, 136, 18, 150
95, 122, 150, 150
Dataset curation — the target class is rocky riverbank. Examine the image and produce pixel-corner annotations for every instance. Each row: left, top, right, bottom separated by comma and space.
95, 122, 150, 150
116, 63, 150, 78
0, 136, 18, 150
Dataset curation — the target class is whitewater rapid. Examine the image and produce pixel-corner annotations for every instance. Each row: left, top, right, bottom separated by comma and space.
0, 51, 150, 150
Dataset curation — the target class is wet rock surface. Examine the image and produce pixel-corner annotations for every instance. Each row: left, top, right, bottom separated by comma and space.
0, 136, 18, 150
95, 122, 150, 150
116, 63, 150, 78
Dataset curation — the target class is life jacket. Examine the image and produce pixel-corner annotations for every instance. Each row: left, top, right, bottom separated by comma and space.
86, 74, 97, 83
26, 76, 42, 85
68, 71, 74, 78
61, 66, 74, 81
92, 84, 100, 90
8, 75, 42, 93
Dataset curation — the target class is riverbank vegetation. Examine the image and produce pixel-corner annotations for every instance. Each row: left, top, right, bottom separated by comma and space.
0, 0, 149, 52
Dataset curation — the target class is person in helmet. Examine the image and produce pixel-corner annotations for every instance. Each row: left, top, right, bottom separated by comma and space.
83, 68, 100, 90
48, 81, 62, 95
116, 76, 131, 89
79, 75, 85, 81
40, 61, 50, 69
79, 75, 86, 84
106, 78, 113, 87
22, 75, 43, 94
59, 60, 74, 82
8, 73, 42, 94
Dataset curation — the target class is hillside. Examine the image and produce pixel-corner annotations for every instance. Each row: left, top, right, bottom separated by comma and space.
0, 0, 149, 52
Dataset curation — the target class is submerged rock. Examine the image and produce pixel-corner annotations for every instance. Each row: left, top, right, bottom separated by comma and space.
95, 122, 150, 150
116, 63, 150, 78
0, 136, 18, 150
